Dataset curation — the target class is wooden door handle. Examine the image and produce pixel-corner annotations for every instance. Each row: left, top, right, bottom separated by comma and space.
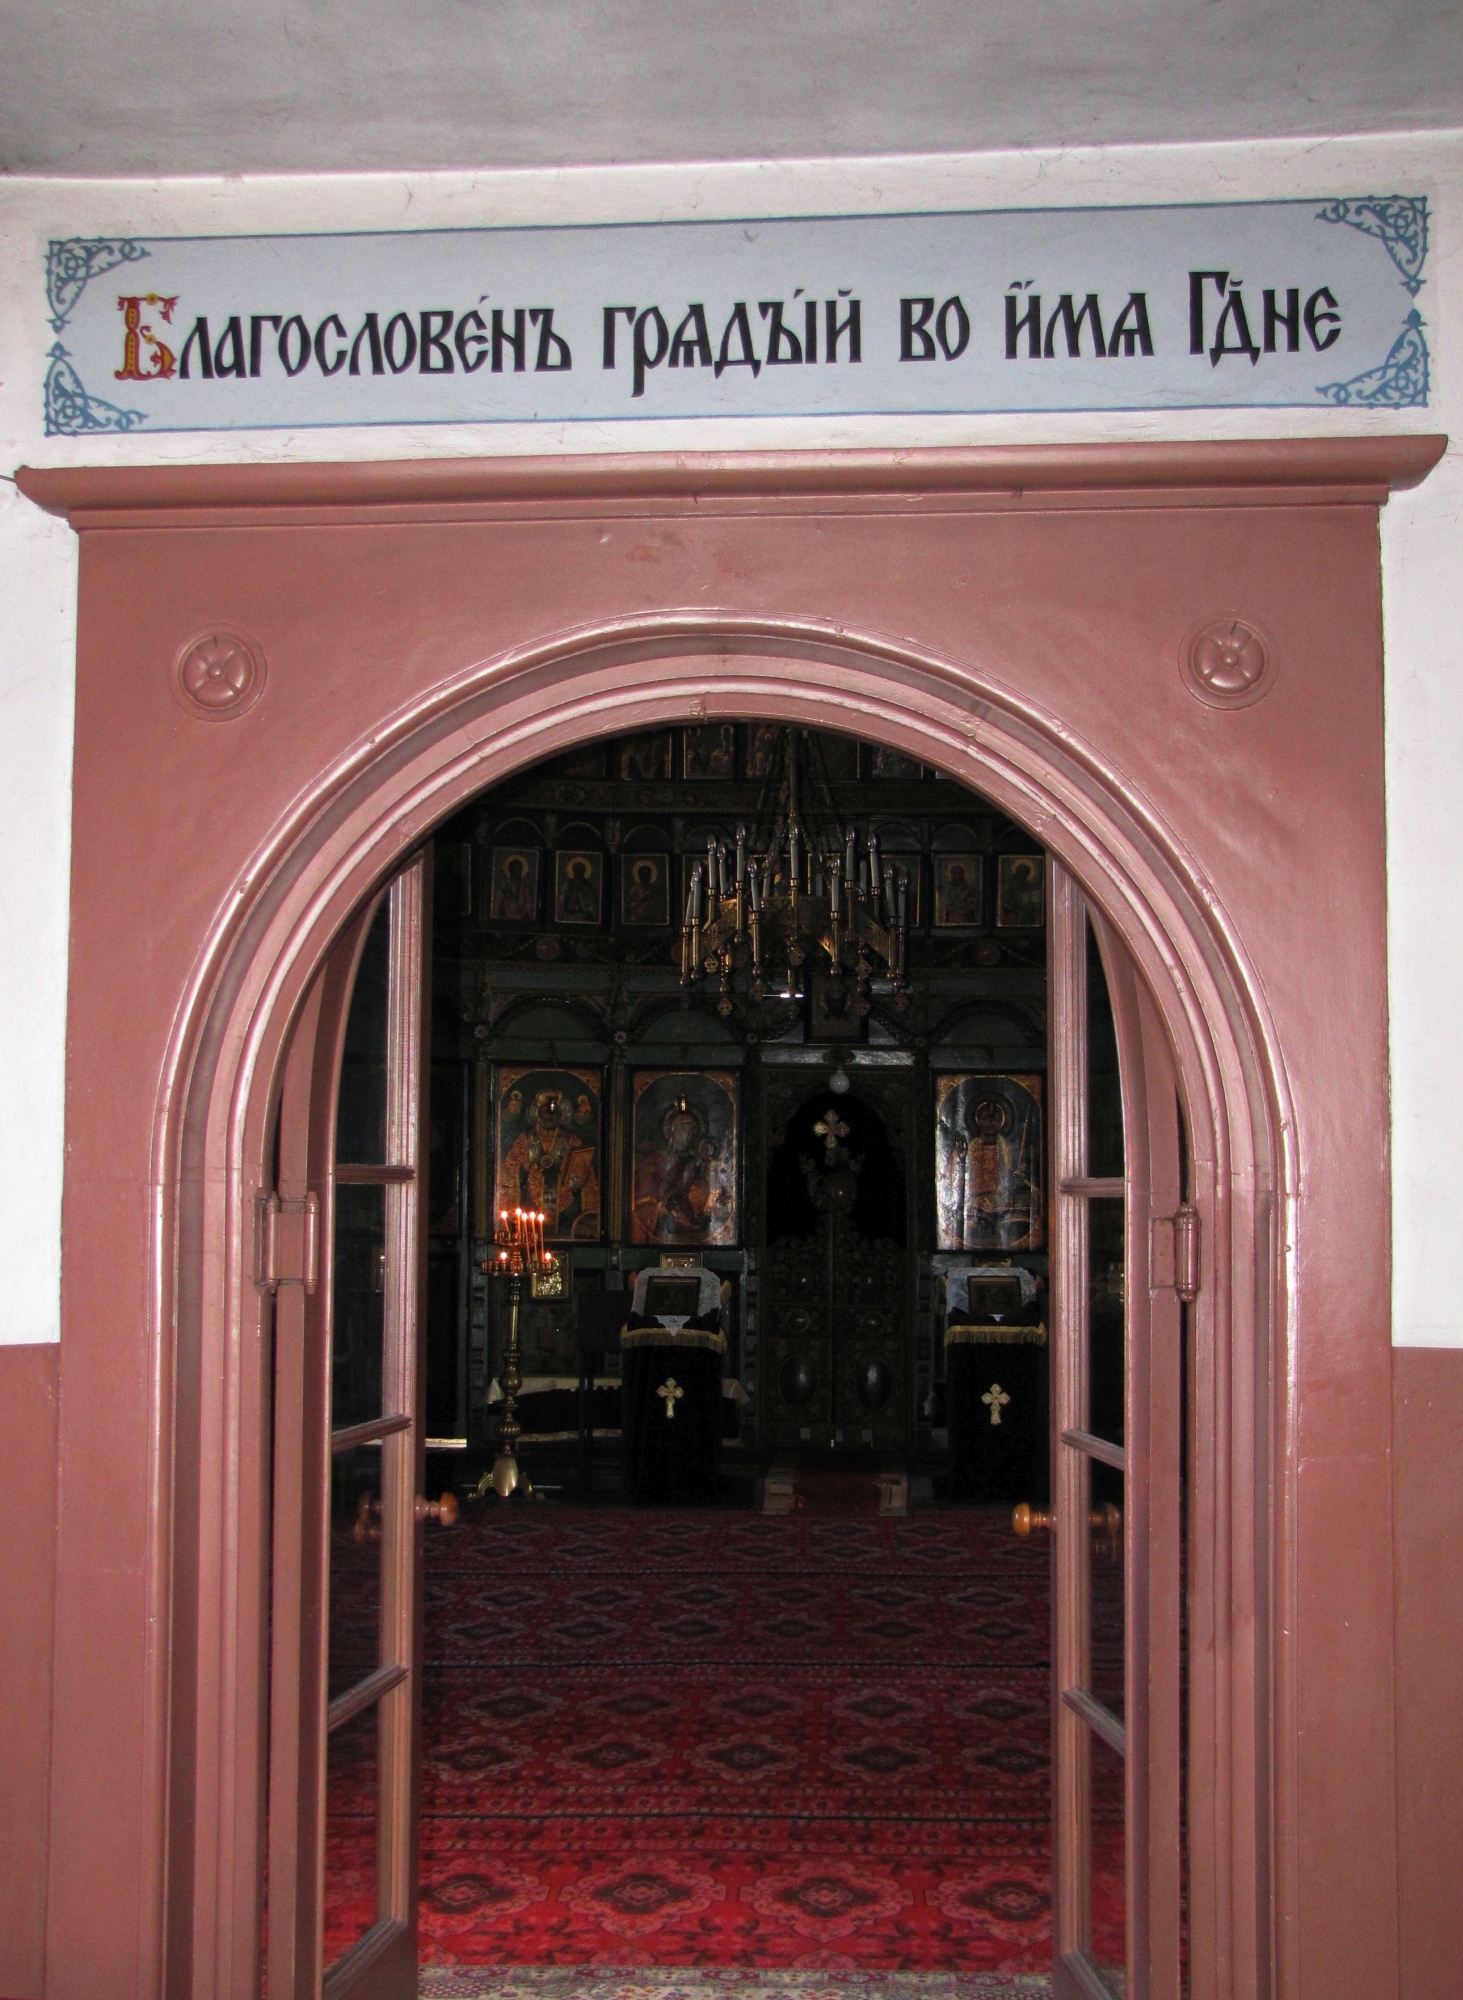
416, 1492, 459, 1527
1012, 1502, 1124, 1537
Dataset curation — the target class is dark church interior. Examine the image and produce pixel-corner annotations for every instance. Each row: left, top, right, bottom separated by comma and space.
325, 722, 1127, 1973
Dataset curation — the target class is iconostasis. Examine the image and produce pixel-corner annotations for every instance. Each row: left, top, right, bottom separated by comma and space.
424, 724, 1050, 1464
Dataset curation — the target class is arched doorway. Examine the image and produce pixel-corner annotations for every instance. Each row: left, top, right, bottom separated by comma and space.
178, 635, 1270, 2000
21, 441, 1432, 2000
262, 712, 1195, 2000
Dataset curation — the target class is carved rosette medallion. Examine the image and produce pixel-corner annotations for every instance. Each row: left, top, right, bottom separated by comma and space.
173, 630, 266, 719
1180, 617, 1276, 710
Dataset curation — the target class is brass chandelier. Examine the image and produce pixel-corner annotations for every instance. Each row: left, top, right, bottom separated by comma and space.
678, 728, 910, 1019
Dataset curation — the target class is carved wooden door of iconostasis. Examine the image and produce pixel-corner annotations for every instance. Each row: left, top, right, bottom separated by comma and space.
264, 855, 441, 2000
758, 1067, 917, 1454
1035, 859, 1187, 2000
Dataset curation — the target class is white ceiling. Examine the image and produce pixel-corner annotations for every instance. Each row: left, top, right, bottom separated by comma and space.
3, 0, 1461, 179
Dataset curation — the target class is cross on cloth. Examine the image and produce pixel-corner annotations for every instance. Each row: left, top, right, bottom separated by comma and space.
982, 1382, 1011, 1426
657, 1377, 685, 1420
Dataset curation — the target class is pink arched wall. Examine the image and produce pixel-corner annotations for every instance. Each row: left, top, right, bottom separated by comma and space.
13, 439, 1446, 2000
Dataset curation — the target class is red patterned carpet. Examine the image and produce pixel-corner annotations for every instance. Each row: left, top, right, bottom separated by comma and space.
325, 1500, 1123, 1974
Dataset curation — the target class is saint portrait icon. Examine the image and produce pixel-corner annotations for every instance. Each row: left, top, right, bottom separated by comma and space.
554, 850, 604, 925
617, 731, 673, 781
631, 1070, 739, 1247
997, 854, 1045, 928
684, 722, 736, 780
489, 847, 540, 924
934, 854, 984, 927
621, 854, 671, 927
935, 1072, 1044, 1251
871, 745, 922, 780
745, 722, 781, 779
495, 1066, 603, 1244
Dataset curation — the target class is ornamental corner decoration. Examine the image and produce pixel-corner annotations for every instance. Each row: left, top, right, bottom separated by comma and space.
39, 197, 1433, 435
44, 238, 154, 437
1316, 197, 1429, 295
1318, 309, 1430, 409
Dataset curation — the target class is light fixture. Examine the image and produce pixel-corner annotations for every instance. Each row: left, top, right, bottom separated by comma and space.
679, 729, 910, 1019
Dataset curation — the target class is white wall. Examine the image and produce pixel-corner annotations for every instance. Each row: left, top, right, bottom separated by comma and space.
2, 131, 1458, 1345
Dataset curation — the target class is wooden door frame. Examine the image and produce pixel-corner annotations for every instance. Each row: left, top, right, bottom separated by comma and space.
20, 438, 1442, 2000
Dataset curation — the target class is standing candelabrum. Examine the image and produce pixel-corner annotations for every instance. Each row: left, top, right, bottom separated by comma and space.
477, 1207, 555, 1501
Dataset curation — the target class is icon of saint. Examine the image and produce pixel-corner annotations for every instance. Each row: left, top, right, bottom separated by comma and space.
625, 859, 663, 925
500, 1087, 600, 1239
939, 1084, 1040, 1249
632, 1095, 731, 1244
939, 860, 981, 925
493, 854, 536, 922
998, 856, 1045, 927
557, 856, 600, 923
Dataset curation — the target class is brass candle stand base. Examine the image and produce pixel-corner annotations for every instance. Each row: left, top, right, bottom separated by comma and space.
480, 1452, 531, 1502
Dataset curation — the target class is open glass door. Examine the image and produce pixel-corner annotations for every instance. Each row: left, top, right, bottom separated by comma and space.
1037, 860, 1186, 2000
265, 855, 440, 2000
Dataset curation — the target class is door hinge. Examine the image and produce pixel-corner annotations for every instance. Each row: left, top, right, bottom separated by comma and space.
1151, 1203, 1200, 1302
257, 1191, 319, 1292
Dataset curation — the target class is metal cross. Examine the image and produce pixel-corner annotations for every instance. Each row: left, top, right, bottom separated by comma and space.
982, 1382, 1011, 1426
813, 1111, 851, 1153
657, 1376, 685, 1420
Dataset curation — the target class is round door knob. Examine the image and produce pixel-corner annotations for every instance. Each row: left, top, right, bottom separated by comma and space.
1012, 1503, 1055, 1535
416, 1492, 459, 1526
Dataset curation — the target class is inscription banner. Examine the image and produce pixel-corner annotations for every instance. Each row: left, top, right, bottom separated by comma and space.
44, 196, 1429, 435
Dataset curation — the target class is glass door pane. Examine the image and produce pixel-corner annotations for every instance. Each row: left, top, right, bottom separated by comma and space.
1089, 1465, 1126, 1723
1090, 1730, 1128, 1992
1089, 1194, 1126, 1449
1087, 919, 1125, 1181
324, 1704, 381, 1962
329, 1443, 385, 1701
333, 1184, 386, 1428
336, 901, 390, 1164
